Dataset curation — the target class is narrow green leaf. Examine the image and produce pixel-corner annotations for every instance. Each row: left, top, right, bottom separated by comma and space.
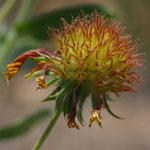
0, 109, 51, 140
28, 70, 42, 78
45, 70, 55, 76
63, 92, 73, 118
106, 96, 117, 102
33, 56, 47, 62
43, 80, 65, 101
46, 76, 59, 86
103, 97, 123, 119
91, 94, 99, 109
49, 86, 66, 99
19, 4, 115, 40
55, 91, 65, 112
55, 81, 76, 112
77, 85, 90, 125
36, 51, 51, 60
26, 69, 55, 79
63, 83, 77, 117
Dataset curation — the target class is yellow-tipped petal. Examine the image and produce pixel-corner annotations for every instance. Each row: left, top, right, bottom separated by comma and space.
4, 49, 51, 84
36, 76, 48, 88
89, 110, 102, 127
4, 62, 22, 84
67, 118, 80, 130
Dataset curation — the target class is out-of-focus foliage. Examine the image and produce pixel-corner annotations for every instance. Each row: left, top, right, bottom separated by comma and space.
0, 23, 8, 45
17, 4, 115, 40
0, 3, 115, 69
0, 109, 51, 140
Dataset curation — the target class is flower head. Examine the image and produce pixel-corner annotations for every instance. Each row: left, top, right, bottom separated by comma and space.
4, 11, 143, 129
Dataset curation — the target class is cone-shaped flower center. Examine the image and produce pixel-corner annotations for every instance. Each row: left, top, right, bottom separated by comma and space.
48, 12, 143, 96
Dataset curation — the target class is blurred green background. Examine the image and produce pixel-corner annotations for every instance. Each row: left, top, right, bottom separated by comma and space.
0, 0, 149, 150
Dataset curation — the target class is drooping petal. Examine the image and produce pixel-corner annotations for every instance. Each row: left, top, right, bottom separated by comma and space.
4, 49, 52, 84
25, 61, 48, 79
67, 118, 80, 129
89, 110, 102, 127
67, 85, 80, 129
36, 76, 48, 88
36, 63, 52, 88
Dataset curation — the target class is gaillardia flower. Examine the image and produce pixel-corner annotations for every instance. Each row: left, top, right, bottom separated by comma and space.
4, 11, 143, 129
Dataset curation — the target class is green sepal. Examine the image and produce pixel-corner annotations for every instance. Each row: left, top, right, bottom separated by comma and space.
55, 90, 66, 112
55, 81, 76, 112
103, 97, 123, 119
63, 83, 80, 118
77, 85, 90, 126
49, 86, 66, 99
43, 80, 65, 101
28, 70, 42, 78
33, 56, 47, 62
46, 76, 59, 87
36, 51, 51, 60
63, 86, 74, 118
91, 94, 99, 109
45, 70, 55, 76
106, 96, 117, 102
27, 70, 55, 79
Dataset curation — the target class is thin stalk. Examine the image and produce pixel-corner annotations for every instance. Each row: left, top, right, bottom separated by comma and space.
32, 106, 63, 150
0, 0, 18, 24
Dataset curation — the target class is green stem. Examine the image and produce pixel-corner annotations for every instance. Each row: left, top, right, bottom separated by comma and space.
0, 0, 34, 68
0, 0, 18, 24
32, 107, 63, 150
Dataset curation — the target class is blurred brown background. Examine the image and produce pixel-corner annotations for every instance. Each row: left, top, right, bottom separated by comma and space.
0, 0, 150, 150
